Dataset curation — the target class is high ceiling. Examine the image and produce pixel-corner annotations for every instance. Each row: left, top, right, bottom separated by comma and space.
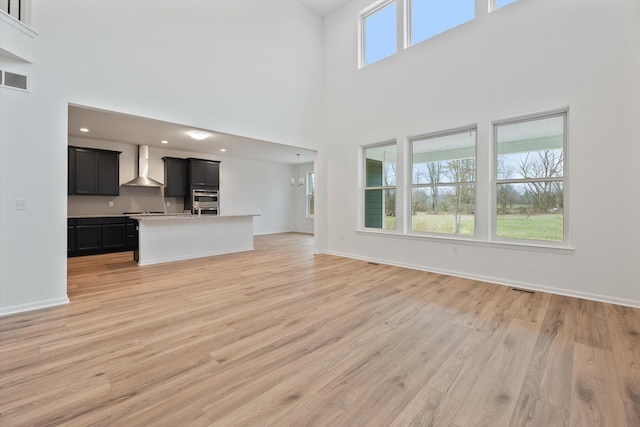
68, 105, 315, 165
66, 2, 354, 164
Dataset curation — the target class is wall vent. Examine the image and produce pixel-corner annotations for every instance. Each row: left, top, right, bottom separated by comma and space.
1, 71, 28, 90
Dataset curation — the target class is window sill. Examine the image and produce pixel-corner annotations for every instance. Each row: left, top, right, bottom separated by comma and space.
356, 229, 574, 255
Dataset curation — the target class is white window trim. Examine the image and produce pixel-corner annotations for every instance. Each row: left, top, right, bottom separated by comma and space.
408, 124, 478, 237
490, 107, 570, 247
358, 0, 396, 69
403, 0, 412, 49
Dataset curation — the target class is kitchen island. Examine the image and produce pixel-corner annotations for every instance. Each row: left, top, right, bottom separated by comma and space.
130, 214, 257, 266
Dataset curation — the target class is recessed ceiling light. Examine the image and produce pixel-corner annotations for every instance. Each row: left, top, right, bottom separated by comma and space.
187, 131, 209, 141
161, 140, 169, 144
80, 128, 89, 132
220, 148, 226, 152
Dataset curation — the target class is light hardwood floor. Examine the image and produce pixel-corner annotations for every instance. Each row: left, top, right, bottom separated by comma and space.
1, 233, 638, 426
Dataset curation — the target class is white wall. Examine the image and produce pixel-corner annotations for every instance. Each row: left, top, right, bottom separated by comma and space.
321, 0, 640, 307
0, 0, 323, 315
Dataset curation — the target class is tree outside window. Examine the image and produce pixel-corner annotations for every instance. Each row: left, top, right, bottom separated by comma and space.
411, 129, 476, 235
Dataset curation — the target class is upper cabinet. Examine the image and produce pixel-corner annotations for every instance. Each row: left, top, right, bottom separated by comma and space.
68, 146, 120, 196
188, 158, 219, 188
163, 157, 187, 197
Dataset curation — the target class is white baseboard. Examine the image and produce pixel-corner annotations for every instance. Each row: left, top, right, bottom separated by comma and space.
0, 296, 70, 318
324, 250, 640, 309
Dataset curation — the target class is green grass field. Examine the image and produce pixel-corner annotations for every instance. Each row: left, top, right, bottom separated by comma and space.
496, 213, 563, 241
393, 213, 563, 241
411, 214, 474, 235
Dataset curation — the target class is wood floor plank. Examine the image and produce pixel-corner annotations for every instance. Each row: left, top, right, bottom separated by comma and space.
604, 304, 640, 426
574, 298, 613, 350
389, 386, 461, 427
570, 342, 627, 426
510, 295, 577, 426
0, 233, 638, 426
452, 318, 541, 427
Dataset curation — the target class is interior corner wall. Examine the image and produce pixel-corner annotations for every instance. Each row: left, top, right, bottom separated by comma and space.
321, 0, 640, 307
0, 0, 323, 315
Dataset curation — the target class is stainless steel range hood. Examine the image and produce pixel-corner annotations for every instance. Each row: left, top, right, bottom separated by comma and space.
123, 145, 163, 187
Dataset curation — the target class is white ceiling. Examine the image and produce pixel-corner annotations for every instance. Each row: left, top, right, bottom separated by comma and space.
298, 0, 351, 17
68, 105, 315, 165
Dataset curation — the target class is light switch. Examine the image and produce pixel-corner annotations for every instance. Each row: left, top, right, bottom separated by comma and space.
16, 199, 27, 210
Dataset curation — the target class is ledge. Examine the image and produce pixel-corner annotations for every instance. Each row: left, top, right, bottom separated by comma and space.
131, 213, 259, 221
356, 229, 575, 255
0, 10, 38, 62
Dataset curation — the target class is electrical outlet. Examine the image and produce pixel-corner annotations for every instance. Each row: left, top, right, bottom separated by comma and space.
453, 247, 459, 255
16, 199, 27, 211
109, 201, 114, 207
166, 201, 171, 207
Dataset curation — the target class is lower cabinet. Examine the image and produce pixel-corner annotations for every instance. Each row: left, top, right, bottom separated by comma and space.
68, 217, 138, 257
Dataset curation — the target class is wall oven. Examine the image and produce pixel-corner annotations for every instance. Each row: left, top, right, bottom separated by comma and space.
192, 189, 219, 215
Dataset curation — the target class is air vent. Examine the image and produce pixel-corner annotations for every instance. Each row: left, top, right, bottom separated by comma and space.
511, 287, 535, 294
3, 71, 28, 90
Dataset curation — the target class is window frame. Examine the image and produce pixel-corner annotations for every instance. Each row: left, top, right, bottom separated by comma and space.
358, 0, 397, 68
306, 171, 315, 219
362, 140, 398, 231
409, 125, 478, 237
492, 109, 569, 246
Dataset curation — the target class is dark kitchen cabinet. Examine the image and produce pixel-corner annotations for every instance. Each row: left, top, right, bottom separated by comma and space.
188, 159, 219, 188
126, 218, 138, 250
68, 217, 135, 257
101, 222, 126, 250
69, 147, 120, 196
163, 157, 187, 197
74, 148, 99, 194
76, 222, 102, 253
97, 151, 119, 195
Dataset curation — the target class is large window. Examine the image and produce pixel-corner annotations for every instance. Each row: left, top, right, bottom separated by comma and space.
364, 143, 397, 230
409, 0, 475, 46
495, 112, 566, 242
306, 171, 315, 218
360, 0, 397, 67
411, 128, 476, 235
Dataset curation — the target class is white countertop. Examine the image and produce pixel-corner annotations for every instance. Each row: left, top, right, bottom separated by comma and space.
130, 213, 259, 221
68, 213, 259, 220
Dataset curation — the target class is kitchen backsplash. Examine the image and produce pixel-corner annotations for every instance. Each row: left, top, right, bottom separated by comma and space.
68, 186, 185, 216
